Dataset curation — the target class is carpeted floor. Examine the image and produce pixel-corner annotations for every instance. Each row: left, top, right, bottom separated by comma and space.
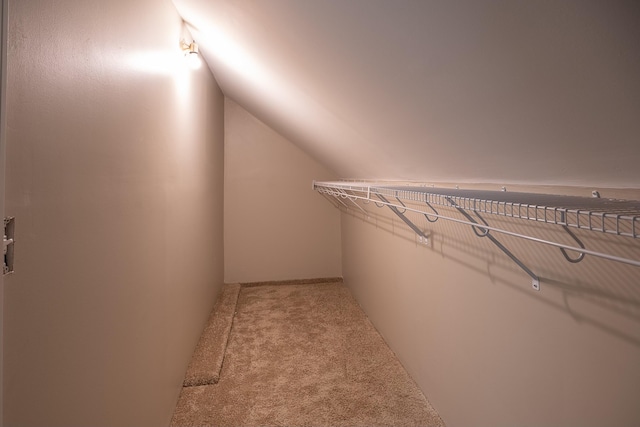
171, 281, 445, 426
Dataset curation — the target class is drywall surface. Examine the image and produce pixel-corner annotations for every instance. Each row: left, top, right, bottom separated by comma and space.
340, 184, 640, 426
224, 98, 341, 283
4, 1, 224, 426
175, 0, 640, 188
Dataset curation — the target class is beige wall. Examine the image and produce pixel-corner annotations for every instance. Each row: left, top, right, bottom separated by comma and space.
4, 1, 224, 426
174, 0, 640, 188
340, 184, 640, 426
224, 98, 341, 283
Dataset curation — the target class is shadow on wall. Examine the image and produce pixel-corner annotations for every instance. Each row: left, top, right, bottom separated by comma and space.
333, 197, 640, 348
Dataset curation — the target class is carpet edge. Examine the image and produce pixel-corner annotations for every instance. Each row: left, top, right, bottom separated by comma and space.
182, 283, 241, 387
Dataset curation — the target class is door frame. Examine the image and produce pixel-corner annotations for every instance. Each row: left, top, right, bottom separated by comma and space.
0, 0, 8, 425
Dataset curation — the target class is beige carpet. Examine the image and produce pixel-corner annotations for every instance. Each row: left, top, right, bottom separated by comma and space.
171, 281, 445, 426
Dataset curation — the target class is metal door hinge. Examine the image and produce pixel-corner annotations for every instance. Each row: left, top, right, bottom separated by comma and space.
4, 216, 14, 275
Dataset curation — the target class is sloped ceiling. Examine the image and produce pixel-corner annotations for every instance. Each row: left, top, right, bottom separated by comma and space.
172, 0, 640, 187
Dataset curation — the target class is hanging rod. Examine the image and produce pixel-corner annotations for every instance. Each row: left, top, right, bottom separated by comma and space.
313, 181, 640, 291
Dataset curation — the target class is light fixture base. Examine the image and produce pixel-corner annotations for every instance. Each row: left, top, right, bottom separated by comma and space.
180, 39, 199, 54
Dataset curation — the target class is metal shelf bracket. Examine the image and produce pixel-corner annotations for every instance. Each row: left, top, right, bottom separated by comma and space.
559, 211, 586, 263
377, 194, 429, 243
447, 197, 541, 291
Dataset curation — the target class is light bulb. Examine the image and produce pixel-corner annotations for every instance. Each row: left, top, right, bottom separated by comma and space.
186, 52, 202, 70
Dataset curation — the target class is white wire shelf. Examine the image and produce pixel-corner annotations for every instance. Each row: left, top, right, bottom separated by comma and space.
313, 180, 640, 291
315, 181, 640, 238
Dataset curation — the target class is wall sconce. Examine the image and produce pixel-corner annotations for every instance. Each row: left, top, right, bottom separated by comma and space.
180, 39, 202, 70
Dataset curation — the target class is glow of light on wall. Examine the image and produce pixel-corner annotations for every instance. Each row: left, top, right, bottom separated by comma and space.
127, 50, 185, 76
188, 21, 367, 163
190, 24, 317, 127
174, 63, 192, 104
126, 48, 197, 103
192, 25, 270, 88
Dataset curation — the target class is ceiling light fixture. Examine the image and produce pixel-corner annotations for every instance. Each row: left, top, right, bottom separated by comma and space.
180, 39, 202, 70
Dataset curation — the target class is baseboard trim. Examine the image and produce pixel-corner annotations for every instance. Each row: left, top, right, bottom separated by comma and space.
230, 277, 343, 288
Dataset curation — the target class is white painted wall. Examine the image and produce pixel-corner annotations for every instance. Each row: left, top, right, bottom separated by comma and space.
173, 0, 640, 188
224, 98, 341, 283
4, 1, 224, 426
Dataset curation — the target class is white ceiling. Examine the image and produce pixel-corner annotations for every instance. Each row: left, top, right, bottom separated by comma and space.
172, 0, 640, 187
